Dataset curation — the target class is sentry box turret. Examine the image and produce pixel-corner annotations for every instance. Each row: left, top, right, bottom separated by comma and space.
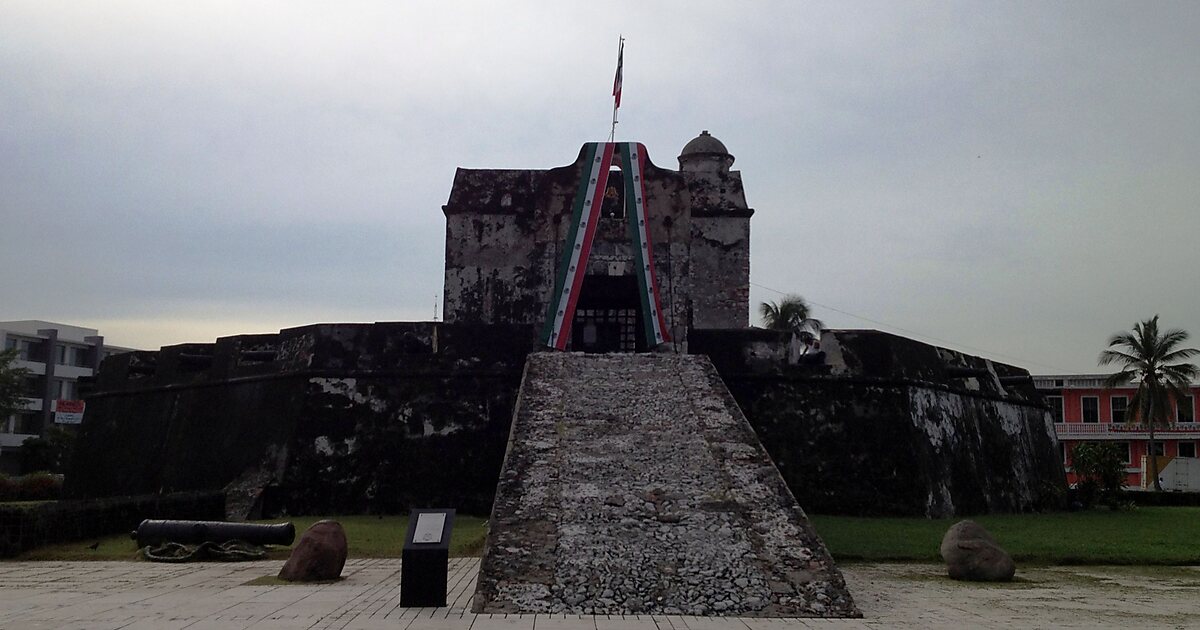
399, 509, 455, 607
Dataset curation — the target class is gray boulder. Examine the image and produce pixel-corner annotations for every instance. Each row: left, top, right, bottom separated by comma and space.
278, 520, 348, 582
939, 520, 1015, 582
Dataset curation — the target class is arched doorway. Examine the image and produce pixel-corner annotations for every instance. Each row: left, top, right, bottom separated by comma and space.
569, 274, 646, 353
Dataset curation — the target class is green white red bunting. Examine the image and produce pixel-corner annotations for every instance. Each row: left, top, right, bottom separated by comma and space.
540, 142, 671, 350
541, 143, 614, 350
620, 142, 670, 348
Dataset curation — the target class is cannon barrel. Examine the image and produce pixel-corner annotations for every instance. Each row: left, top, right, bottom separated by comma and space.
131, 520, 295, 547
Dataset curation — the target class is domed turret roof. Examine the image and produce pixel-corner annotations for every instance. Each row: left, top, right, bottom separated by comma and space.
678, 130, 734, 173
680, 130, 730, 158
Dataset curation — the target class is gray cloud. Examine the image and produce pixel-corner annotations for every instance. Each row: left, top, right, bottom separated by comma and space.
2, 1, 1197, 372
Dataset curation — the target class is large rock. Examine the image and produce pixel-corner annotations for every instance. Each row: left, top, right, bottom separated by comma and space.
278, 520, 347, 582
939, 520, 1015, 581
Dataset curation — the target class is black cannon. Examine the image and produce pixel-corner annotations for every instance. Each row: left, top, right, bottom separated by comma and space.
131, 519, 295, 547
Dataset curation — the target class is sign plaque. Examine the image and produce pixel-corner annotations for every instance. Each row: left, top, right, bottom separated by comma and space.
54, 400, 85, 425
413, 513, 446, 544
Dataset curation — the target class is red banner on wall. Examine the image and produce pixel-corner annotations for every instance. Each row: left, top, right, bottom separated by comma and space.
54, 399, 85, 424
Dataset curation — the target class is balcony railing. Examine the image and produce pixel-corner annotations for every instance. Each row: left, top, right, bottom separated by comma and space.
1055, 422, 1200, 438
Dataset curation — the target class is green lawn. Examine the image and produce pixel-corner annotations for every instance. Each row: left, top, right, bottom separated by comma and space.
810, 507, 1200, 565
18, 508, 1200, 565
15, 514, 488, 561
0, 500, 53, 510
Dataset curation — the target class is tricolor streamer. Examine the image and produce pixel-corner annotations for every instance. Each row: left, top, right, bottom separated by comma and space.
541, 143, 615, 350
620, 142, 671, 348
541, 142, 672, 350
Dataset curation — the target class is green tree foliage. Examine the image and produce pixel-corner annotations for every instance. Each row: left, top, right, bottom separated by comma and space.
0, 348, 31, 419
20, 425, 77, 474
759, 295, 823, 332
1070, 442, 1126, 508
1099, 315, 1198, 491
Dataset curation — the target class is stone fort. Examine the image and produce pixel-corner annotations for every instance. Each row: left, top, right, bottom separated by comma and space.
69, 131, 1065, 526
443, 131, 750, 347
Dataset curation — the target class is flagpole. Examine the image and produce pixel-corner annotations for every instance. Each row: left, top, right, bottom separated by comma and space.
610, 36, 623, 141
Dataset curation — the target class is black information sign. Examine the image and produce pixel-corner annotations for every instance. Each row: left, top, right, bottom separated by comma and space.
399, 508, 456, 607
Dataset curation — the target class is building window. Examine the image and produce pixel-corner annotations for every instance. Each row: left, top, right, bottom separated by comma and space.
1046, 396, 1064, 423
13, 412, 40, 435
1082, 396, 1099, 423
1111, 396, 1128, 423
56, 344, 67, 365
7, 338, 32, 361
1118, 441, 1131, 465
1179, 442, 1197, 458
1179, 395, 1195, 423
56, 380, 75, 400
1152, 442, 1166, 457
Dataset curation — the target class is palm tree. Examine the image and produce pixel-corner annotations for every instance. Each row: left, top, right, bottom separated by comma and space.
759, 295, 823, 332
1098, 315, 1198, 491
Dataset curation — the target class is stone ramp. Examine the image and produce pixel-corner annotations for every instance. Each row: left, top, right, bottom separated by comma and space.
472, 353, 858, 617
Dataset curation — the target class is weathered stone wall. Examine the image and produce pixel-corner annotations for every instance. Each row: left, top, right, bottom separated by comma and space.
690, 329, 1066, 517
684, 166, 752, 329
442, 143, 751, 337
689, 215, 750, 328
442, 170, 550, 325
67, 323, 534, 516
69, 322, 1064, 520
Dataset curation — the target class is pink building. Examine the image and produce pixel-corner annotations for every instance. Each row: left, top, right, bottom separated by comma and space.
1034, 374, 1199, 488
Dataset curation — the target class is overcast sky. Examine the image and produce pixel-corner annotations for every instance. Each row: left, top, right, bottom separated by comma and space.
2, 1, 1198, 374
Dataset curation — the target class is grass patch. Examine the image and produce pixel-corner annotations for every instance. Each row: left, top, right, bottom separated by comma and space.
274, 515, 488, 559
0, 500, 54, 510
15, 514, 488, 561
17, 535, 147, 561
810, 507, 1200, 565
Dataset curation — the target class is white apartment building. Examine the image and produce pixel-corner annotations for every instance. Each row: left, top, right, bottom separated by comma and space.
1, 321, 134, 467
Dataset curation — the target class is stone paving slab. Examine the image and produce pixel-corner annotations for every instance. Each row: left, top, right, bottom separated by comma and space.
0, 558, 1197, 628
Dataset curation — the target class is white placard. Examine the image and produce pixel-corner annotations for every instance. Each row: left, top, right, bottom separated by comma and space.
413, 513, 446, 544
55, 399, 85, 424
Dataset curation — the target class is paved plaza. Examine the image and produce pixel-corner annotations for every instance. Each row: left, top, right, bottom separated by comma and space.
0, 558, 1196, 629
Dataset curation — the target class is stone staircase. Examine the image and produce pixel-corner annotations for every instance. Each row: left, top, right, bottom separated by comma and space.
472, 353, 858, 617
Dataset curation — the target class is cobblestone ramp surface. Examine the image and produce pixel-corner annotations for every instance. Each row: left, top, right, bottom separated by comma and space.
472, 353, 859, 617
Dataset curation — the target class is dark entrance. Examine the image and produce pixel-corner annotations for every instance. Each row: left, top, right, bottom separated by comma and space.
570, 274, 645, 353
